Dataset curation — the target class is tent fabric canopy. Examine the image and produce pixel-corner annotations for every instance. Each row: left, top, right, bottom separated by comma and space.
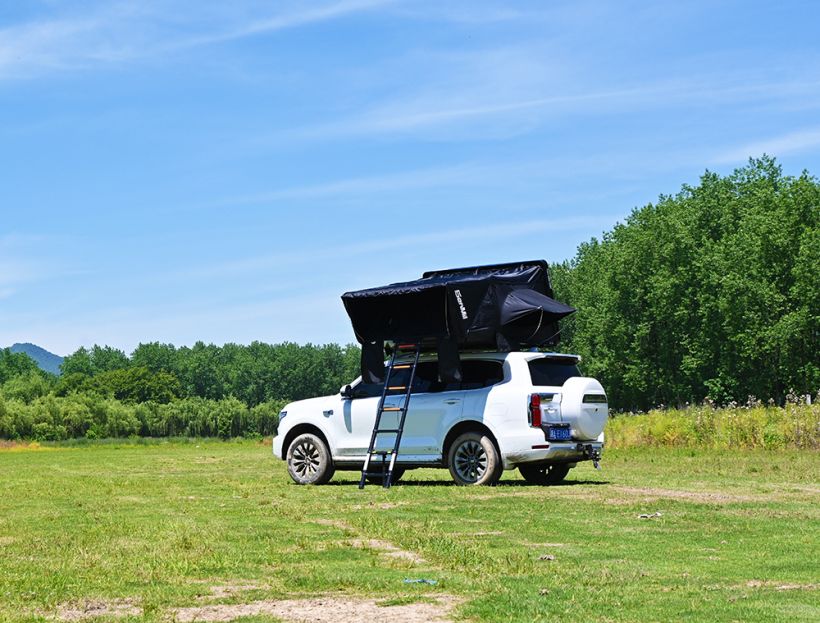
341, 260, 575, 383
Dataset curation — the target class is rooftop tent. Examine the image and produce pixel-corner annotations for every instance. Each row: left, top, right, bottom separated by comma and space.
341, 260, 575, 383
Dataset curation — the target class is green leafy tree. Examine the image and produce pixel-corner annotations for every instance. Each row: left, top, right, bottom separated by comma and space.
62, 345, 130, 375
131, 342, 179, 373
54, 372, 95, 397
89, 345, 130, 372
91, 367, 181, 404
0, 349, 42, 384
249, 399, 287, 436
1, 371, 53, 403
60, 347, 94, 376
0, 397, 15, 438
557, 157, 819, 409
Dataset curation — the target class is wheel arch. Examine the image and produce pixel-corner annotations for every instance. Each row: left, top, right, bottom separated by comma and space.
280, 423, 332, 460
443, 419, 501, 459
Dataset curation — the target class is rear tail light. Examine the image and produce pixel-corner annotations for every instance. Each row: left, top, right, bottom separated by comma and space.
529, 394, 541, 427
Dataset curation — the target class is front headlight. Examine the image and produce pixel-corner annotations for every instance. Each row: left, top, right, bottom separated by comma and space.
279, 410, 287, 420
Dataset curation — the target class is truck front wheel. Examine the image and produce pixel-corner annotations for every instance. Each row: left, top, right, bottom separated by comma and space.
286, 433, 335, 485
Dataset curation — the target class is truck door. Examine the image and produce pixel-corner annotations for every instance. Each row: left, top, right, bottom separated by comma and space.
399, 361, 464, 459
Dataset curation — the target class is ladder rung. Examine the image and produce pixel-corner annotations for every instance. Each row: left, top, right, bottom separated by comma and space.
387, 385, 407, 391
369, 450, 392, 455
396, 343, 417, 349
375, 428, 400, 434
392, 364, 412, 370
381, 406, 404, 412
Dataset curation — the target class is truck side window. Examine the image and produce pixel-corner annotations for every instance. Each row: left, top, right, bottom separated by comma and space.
351, 381, 383, 399
460, 360, 504, 389
412, 362, 447, 393
351, 365, 421, 397
351, 359, 503, 397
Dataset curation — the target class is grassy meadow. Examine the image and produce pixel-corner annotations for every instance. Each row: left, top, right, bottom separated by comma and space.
0, 439, 818, 622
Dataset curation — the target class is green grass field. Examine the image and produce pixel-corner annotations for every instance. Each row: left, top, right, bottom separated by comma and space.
1, 441, 817, 622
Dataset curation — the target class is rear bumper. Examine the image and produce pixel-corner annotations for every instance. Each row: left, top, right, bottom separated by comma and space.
272, 435, 283, 459
501, 440, 604, 469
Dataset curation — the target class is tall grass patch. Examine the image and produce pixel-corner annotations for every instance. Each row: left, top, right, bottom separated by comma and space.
606, 401, 819, 450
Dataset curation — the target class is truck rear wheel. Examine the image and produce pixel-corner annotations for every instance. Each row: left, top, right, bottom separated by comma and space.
448, 432, 502, 486
518, 463, 570, 485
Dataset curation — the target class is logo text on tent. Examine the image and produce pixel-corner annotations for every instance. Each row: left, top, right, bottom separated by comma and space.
454, 289, 468, 320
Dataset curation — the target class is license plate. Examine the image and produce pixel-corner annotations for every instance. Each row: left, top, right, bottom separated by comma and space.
547, 426, 572, 441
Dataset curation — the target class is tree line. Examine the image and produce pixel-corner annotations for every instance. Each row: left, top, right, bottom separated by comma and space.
58, 341, 361, 406
551, 157, 818, 410
0, 343, 361, 441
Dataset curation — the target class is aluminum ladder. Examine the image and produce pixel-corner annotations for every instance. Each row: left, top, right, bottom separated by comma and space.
358, 343, 420, 489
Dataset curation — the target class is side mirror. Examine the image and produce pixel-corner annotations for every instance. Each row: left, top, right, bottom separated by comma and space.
340, 384, 353, 399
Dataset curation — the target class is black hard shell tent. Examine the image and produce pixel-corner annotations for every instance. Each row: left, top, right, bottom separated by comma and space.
342, 260, 575, 383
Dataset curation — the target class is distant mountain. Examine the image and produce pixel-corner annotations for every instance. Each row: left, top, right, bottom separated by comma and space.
9, 343, 64, 375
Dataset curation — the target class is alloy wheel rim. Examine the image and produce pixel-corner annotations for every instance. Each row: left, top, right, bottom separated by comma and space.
454, 440, 488, 482
291, 440, 321, 477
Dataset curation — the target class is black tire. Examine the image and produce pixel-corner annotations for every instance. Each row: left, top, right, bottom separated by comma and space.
447, 432, 502, 486
365, 467, 405, 486
286, 433, 335, 485
518, 463, 571, 485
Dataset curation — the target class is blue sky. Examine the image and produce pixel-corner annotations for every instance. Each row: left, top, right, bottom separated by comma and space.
1, 0, 819, 355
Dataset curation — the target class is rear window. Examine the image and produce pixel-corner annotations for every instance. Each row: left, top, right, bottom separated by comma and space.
528, 358, 581, 386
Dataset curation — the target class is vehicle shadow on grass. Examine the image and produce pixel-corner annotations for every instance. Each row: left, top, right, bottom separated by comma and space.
495, 479, 610, 487
396, 479, 610, 488
326, 478, 610, 487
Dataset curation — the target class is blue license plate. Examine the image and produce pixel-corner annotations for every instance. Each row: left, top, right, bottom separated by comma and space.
547, 427, 572, 441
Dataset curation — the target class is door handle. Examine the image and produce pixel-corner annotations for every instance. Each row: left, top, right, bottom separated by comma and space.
444, 399, 460, 405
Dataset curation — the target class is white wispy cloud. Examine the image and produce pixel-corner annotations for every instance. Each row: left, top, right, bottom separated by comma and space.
0, 255, 44, 298
179, 215, 604, 280
209, 161, 503, 206
0, 4, 143, 77
156, 0, 394, 53
0, 233, 73, 297
292, 74, 820, 142
0, 0, 393, 79
309, 87, 664, 137
384, 1, 541, 24
207, 144, 716, 212
712, 127, 820, 164
258, 17, 820, 145
0, 16, 100, 74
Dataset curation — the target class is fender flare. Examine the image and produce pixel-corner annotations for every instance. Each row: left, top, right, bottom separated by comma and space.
442, 418, 504, 459
279, 422, 334, 460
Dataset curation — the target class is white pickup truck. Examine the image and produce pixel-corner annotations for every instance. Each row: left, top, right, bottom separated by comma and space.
273, 351, 607, 486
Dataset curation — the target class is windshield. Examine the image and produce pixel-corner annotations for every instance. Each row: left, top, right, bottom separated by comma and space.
527, 358, 581, 386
